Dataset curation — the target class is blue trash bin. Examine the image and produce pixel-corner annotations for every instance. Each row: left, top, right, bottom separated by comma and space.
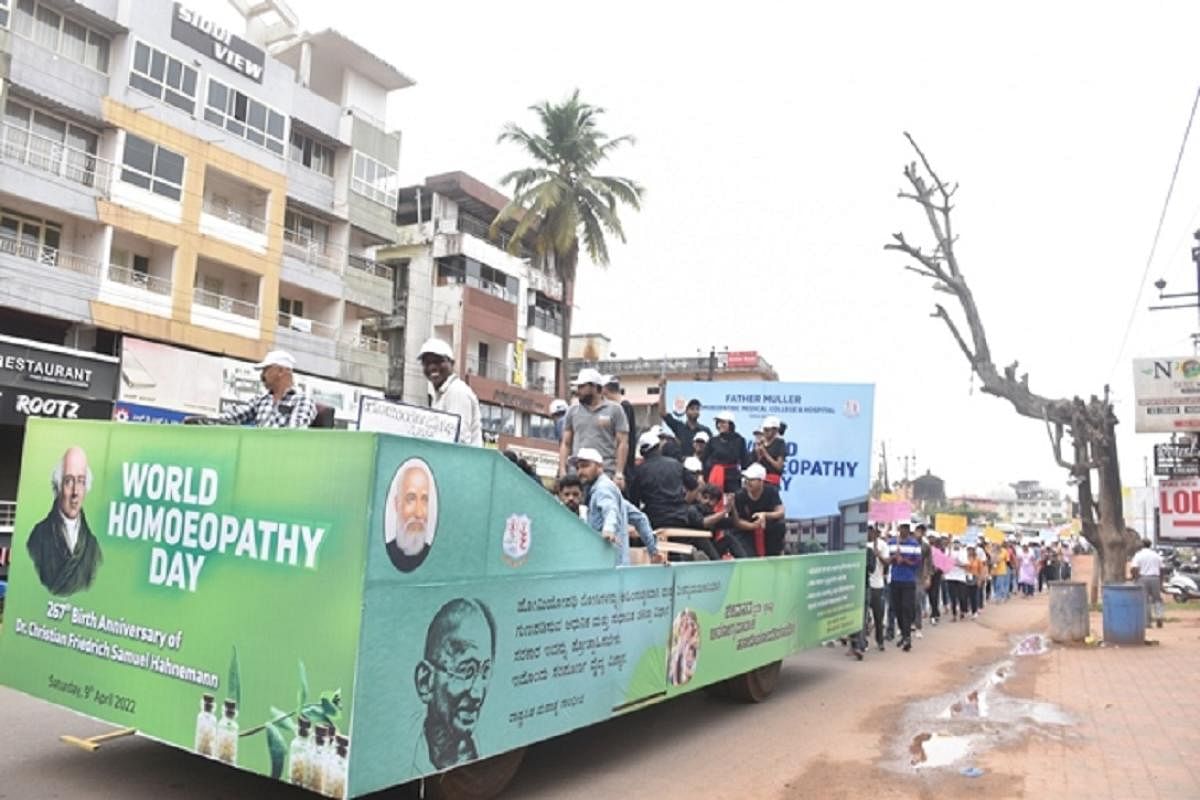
1102, 583, 1146, 645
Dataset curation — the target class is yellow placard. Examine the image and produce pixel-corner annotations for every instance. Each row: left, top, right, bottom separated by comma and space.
936, 513, 968, 535
984, 527, 1006, 544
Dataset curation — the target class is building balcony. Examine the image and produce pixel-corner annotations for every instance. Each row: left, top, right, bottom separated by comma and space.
278, 310, 338, 340
347, 253, 393, 281
97, 262, 173, 318
8, 35, 108, 122
0, 234, 100, 276
191, 286, 260, 339
0, 121, 114, 195
200, 198, 269, 254
526, 265, 564, 302
466, 354, 514, 384
344, 253, 393, 315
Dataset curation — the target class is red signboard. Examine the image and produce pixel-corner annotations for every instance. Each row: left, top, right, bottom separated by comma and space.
1159, 476, 1200, 542
726, 350, 759, 369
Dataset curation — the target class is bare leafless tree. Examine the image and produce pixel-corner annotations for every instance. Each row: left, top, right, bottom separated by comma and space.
887, 133, 1138, 591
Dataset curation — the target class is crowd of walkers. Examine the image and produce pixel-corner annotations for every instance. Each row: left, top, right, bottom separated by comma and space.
853, 522, 1075, 658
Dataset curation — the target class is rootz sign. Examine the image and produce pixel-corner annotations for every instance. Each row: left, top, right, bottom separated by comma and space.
171, 4, 265, 83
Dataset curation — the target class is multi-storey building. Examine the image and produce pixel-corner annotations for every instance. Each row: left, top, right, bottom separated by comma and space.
380, 171, 566, 469
0, 0, 412, 545
567, 340, 780, 429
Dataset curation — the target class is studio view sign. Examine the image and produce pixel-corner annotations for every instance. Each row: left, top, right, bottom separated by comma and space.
0, 335, 119, 400
172, 4, 265, 83
0, 388, 113, 425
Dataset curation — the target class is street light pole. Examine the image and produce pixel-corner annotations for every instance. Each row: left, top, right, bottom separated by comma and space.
1150, 229, 1200, 353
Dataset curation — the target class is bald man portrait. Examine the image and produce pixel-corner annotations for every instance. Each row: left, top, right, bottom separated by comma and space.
385, 458, 438, 572
27, 446, 102, 596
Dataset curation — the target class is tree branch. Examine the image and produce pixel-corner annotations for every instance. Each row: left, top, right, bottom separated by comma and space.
931, 304, 976, 363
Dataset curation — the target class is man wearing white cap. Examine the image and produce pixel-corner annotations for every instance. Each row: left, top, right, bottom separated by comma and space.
215, 350, 317, 428
733, 463, 786, 556
576, 447, 664, 565
549, 398, 569, 443
419, 338, 482, 447
559, 368, 629, 484
752, 416, 788, 487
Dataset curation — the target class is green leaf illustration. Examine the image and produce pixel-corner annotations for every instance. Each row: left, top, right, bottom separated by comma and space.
298, 660, 309, 708
319, 689, 342, 722
270, 706, 296, 734
265, 721, 288, 780
227, 645, 241, 706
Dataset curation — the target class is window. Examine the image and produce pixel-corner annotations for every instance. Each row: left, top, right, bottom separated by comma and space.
205, 78, 286, 156
528, 414, 556, 441
12, 0, 108, 71
0, 208, 62, 265
130, 41, 197, 113
289, 130, 334, 176
479, 402, 516, 436
120, 134, 185, 201
351, 151, 398, 207
4, 100, 101, 185
279, 296, 304, 318
0, 0, 10, 28
284, 209, 330, 248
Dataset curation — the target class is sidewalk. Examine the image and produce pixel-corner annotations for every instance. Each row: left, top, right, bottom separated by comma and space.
1000, 557, 1200, 800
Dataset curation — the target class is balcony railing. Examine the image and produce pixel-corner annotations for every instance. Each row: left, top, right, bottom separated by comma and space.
527, 306, 564, 337
193, 286, 260, 319
282, 229, 342, 272
277, 310, 338, 339
201, 198, 268, 233
107, 263, 172, 295
0, 122, 113, 193
347, 253, 393, 281
0, 235, 100, 276
0, 500, 15, 532
466, 354, 514, 384
342, 332, 388, 354
456, 214, 532, 259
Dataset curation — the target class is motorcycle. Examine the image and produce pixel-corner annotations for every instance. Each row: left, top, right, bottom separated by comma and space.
1164, 562, 1200, 603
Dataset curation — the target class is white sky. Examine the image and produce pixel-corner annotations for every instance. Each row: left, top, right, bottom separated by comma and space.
201, 0, 1200, 498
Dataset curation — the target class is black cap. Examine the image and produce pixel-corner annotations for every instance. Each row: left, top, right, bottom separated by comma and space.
687, 398, 702, 409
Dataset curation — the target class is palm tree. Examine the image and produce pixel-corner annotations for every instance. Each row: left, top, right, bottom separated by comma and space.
491, 90, 643, 399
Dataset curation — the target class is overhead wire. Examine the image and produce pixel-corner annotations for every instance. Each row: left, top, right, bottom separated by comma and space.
1106, 85, 1200, 382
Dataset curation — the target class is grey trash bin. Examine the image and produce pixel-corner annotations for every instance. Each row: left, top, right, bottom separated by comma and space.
1048, 581, 1089, 643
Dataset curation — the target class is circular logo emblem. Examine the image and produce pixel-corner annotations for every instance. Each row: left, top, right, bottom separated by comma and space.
1182, 360, 1200, 379
502, 514, 532, 567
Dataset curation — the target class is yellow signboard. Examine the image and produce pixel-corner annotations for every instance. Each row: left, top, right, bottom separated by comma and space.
936, 513, 968, 535
984, 527, 1006, 544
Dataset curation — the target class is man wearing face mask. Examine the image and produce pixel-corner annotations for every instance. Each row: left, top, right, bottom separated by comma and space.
419, 339, 482, 447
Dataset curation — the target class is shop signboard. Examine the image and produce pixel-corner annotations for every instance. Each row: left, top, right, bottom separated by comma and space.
664, 381, 874, 520
1158, 476, 1200, 543
1132, 357, 1200, 433
119, 338, 223, 416
0, 334, 119, 403
0, 388, 114, 425
0, 421, 864, 797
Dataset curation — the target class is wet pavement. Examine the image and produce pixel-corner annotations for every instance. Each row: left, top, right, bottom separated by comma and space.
895, 632, 1074, 772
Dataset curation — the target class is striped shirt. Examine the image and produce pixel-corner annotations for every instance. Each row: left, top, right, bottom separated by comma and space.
888, 536, 923, 583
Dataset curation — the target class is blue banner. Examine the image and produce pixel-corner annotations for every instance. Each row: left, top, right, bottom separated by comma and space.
663, 381, 875, 519
112, 401, 188, 424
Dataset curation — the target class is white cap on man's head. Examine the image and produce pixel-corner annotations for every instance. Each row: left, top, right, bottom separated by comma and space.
714, 410, 736, 424
418, 338, 454, 360
576, 447, 604, 464
255, 350, 296, 370
743, 463, 767, 481
762, 416, 781, 430
603, 374, 620, 387
549, 399, 569, 415
658, 425, 676, 439
693, 430, 710, 443
683, 456, 703, 473
573, 367, 605, 387
637, 431, 660, 454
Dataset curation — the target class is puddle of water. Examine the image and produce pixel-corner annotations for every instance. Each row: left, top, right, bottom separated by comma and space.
888, 634, 1073, 773
909, 732, 974, 768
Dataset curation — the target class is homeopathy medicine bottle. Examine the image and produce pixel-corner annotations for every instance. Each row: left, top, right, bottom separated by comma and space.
322, 734, 349, 798
306, 725, 327, 792
287, 717, 312, 785
194, 694, 216, 757
216, 699, 238, 764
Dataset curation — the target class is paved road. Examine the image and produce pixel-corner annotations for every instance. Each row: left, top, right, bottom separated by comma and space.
0, 591, 1051, 800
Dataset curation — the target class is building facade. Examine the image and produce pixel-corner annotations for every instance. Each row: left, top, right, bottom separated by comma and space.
567, 342, 780, 429
378, 171, 566, 469
0, 0, 411, 519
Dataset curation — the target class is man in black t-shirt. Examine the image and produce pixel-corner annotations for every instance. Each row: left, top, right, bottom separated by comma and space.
733, 463, 787, 556
753, 416, 788, 487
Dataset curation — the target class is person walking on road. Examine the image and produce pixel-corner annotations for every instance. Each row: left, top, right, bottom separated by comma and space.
1017, 543, 1038, 597
888, 523, 922, 652
1130, 538, 1165, 629
943, 540, 969, 621
866, 526, 890, 651
965, 545, 987, 617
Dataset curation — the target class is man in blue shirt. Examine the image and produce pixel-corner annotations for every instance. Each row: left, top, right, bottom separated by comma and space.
888, 523, 923, 652
576, 448, 664, 566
